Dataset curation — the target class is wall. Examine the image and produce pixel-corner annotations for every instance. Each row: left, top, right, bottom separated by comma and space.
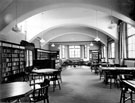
124, 60, 135, 67
0, 31, 25, 44
32, 38, 41, 48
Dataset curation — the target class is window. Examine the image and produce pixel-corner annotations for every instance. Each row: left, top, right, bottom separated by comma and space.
61, 45, 65, 58
127, 24, 135, 58
69, 45, 80, 58
109, 42, 115, 58
84, 45, 87, 58
26, 50, 33, 67
102, 46, 106, 58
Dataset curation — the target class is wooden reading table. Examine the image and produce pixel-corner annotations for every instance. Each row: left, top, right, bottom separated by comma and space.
120, 80, 135, 103
99, 67, 135, 85
0, 82, 32, 102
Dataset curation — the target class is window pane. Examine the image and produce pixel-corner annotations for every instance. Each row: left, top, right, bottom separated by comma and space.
127, 24, 135, 36
84, 45, 87, 58
69, 45, 80, 58
62, 45, 65, 58
109, 42, 115, 58
69, 46, 74, 48
127, 24, 135, 58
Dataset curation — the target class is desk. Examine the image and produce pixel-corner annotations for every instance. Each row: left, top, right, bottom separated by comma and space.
101, 67, 135, 71
0, 82, 32, 102
32, 69, 59, 80
32, 69, 61, 91
100, 67, 135, 85
32, 68, 58, 74
123, 80, 135, 92
120, 80, 135, 103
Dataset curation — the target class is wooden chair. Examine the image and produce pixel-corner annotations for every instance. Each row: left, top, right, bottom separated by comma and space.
29, 80, 50, 103
99, 64, 108, 80
49, 71, 61, 92
119, 74, 135, 103
57, 68, 62, 83
29, 73, 50, 103
29, 73, 45, 88
105, 70, 117, 89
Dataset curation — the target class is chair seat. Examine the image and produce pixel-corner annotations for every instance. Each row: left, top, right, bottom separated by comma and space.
29, 93, 48, 102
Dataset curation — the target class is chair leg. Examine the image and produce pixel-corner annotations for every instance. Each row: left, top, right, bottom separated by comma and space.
120, 89, 123, 103
53, 81, 56, 92
57, 80, 61, 90
122, 90, 126, 103
44, 99, 46, 103
46, 98, 49, 103
130, 92, 133, 103
60, 76, 62, 83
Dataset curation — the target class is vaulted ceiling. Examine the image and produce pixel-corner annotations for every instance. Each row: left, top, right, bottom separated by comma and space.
0, 0, 135, 47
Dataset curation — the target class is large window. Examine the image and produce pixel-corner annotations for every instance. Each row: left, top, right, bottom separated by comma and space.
127, 24, 135, 58
101, 46, 106, 58
26, 50, 33, 67
109, 42, 115, 58
84, 45, 87, 58
69, 45, 80, 58
61, 45, 65, 58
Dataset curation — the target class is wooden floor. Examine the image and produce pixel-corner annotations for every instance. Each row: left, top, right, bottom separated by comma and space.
48, 65, 124, 103
20, 65, 134, 103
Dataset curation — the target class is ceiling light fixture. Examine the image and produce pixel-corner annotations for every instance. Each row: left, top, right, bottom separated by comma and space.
90, 42, 94, 46
95, 10, 100, 41
108, 20, 116, 29
51, 43, 55, 47
12, 0, 21, 32
108, 0, 116, 29
40, 12, 45, 43
95, 33, 100, 41
40, 38, 45, 43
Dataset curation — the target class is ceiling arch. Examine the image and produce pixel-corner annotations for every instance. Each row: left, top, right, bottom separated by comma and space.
1, 0, 135, 44
31, 24, 115, 42
2, 4, 119, 41
3, 1, 135, 27
42, 32, 107, 47
31, 25, 108, 46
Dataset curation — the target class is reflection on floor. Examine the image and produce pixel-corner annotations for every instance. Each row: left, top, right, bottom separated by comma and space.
49, 66, 122, 103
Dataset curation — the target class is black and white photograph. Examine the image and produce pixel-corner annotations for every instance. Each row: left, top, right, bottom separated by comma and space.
0, 0, 135, 103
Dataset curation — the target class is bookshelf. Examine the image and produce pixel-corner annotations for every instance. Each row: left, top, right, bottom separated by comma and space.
34, 48, 50, 60
49, 51, 59, 60
0, 41, 25, 83
34, 49, 60, 69
92, 50, 99, 63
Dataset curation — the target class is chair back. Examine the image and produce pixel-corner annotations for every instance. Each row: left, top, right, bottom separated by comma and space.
29, 84, 49, 102
29, 73, 45, 89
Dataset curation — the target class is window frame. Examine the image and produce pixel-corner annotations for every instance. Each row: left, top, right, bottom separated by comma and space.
127, 24, 135, 59
69, 45, 81, 58
108, 42, 115, 59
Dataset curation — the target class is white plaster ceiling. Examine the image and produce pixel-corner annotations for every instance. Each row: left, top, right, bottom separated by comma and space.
0, 0, 135, 46
18, 7, 118, 42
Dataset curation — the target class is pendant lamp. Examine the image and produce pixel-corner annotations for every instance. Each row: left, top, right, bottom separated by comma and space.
12, 0, 21, 32
95, 10, 100, 41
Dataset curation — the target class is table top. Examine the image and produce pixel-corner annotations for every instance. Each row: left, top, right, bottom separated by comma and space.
123, 80, 135, 91
100, 67, 135, 71
0, 82, 32, 100
32, 68, 58, 74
